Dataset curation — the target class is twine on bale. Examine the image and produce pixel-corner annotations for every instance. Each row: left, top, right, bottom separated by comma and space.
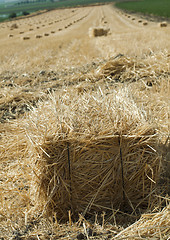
118, 136, 125, 203
67, 142, 72, 206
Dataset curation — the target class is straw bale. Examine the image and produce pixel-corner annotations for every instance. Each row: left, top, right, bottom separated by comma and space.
44, 33, 49, 36
8, 34, 13, 38
25, 89, 161, 220
36, 35, 43, 38
22, 36, 30, 40
89, 27, 110, 37
159, 21, 168, 27
143, 21, 148, 26
10, 23, 18, 30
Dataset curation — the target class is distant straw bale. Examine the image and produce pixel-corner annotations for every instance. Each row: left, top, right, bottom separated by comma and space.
22, 36, 30, 40
19, 31, 24, 34
8, 34, 13, 38
10, 23, 18, 30
44, 33, 49, 36
138, 19, 142, 23
25, 89, 161, 220
51, 31, 55, 34
36, 35, 42, 38
159, 21, 168, 27
89, 27, 110, 37
143, 21, 148, 26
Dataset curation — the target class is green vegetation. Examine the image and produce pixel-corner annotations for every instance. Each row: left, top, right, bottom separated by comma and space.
22, 11, 30, 16
115, 0, 170, 18
9, 12, 17, 18
0, 0, 117, 22
1, 0, 169, 23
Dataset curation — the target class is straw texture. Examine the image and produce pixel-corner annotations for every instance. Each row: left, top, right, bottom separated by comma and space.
94, 54, 170, 84
114, 203, 170, 239
25, 88, 161, 220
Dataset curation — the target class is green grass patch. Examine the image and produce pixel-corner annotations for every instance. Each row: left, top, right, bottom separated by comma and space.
115, 0, 170, 18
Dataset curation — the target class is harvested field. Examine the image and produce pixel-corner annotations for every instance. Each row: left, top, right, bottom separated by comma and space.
0, 4, 169, 240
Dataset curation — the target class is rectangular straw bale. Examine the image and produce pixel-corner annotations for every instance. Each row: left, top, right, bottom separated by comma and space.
159, 21, 168, 27
26, 89, 161, 220
22, 36, 30, 40
89, 27, 109, 37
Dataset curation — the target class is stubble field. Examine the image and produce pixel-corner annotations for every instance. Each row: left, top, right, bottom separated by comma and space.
0, 4, 169, 239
